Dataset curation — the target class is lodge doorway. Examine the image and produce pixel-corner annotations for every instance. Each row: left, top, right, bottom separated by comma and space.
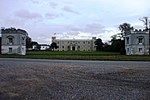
72, 46, 75, 51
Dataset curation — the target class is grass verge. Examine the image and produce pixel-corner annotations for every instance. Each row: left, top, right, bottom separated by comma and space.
0, 51, 150, 61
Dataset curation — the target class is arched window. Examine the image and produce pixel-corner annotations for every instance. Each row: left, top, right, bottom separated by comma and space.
7, 35, 14, 45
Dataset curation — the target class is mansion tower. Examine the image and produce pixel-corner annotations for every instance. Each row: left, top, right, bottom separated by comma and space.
1, 28, 28, 55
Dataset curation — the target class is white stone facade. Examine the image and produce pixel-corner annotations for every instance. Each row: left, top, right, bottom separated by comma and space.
125, 30, 149, 55
40, 44, 50, 50
52, 37, 96, 51
1, 28, 28, 55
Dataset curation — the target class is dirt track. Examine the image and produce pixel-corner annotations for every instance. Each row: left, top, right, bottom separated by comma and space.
0, 58, 150, 100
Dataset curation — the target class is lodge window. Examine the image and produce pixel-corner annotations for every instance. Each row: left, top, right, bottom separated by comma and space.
138, 38, 143, 44
139, 48, 143, 52
127, 48, 129, 52
22, 37, 25, 45
126, 37, 129, 44
8, 38, 13, 44
9, 48, 12, 53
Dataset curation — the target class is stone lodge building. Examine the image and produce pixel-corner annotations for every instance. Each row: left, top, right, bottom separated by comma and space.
1, 28, 28, 55
124, 29, 150, 55
52, 37, 96, 51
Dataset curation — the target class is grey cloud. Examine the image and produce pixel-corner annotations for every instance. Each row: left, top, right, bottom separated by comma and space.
49, 2, 58, 9
62, 6, 80, 15
30, 0, 39, 4
69, 23, 105, 34
45, 13, 62, 19
15, 10, 42, 20
3, 18, 25, 27
85, 23, 105, 33
70, 27, 82, 31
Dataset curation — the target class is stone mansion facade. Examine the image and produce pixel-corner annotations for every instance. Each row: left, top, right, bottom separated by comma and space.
124, 29, 150, 55
52, 37, 96, 51
1, 28, 28, 55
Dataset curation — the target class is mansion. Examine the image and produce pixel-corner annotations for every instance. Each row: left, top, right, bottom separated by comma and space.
52, 37, 96, 51
124, 29, 150, 55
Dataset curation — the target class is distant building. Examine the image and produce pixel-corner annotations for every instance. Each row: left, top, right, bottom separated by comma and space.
52, 37, 96, 51
39, 44, 50, 50
124, 29, 149, 55
1, 28, 28, 55
31, 41, 40, 50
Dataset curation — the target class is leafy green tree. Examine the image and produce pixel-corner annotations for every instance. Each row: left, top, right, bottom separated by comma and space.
110, 37, 126, 54
26, 36, 32, 49
50, 42, 58, 51
103, 42, 112, 52
119, 23, 134, 37
94, 38, 104, 51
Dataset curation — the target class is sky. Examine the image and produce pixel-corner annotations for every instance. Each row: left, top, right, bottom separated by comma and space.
0, 0, 150, 44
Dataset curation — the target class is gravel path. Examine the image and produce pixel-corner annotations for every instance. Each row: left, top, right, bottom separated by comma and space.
0, 58, 150, 100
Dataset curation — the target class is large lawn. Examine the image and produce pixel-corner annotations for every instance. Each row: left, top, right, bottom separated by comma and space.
26, 51, 120, 55
0, 51, 150, 61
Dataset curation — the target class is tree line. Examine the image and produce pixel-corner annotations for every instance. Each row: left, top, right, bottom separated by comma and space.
26, 17, 149, 54
26, 23, 129, 54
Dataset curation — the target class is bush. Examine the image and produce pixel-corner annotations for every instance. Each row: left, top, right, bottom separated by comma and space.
120, 48, 126, 55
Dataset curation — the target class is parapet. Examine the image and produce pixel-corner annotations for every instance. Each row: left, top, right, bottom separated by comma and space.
1, 27, 28, 35
92, 37, 96, 40
125, 29, 149, 35
133, 29, 148, 32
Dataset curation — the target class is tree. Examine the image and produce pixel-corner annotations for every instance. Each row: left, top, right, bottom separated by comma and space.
50, 42, 58, 51
110, 36, 126, 54
26, 36, 32, 49
94, 38, 104, 51
119, 23, 134, 37
103, 42, 112, 52
32, 41, 40, 50
139, 17, 149, 30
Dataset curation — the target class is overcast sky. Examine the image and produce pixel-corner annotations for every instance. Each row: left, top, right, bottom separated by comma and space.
0, 0, 150, 44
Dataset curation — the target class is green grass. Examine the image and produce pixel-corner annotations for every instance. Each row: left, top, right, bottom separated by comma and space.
26, 51, 119, 55
0, 51, 150, 61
